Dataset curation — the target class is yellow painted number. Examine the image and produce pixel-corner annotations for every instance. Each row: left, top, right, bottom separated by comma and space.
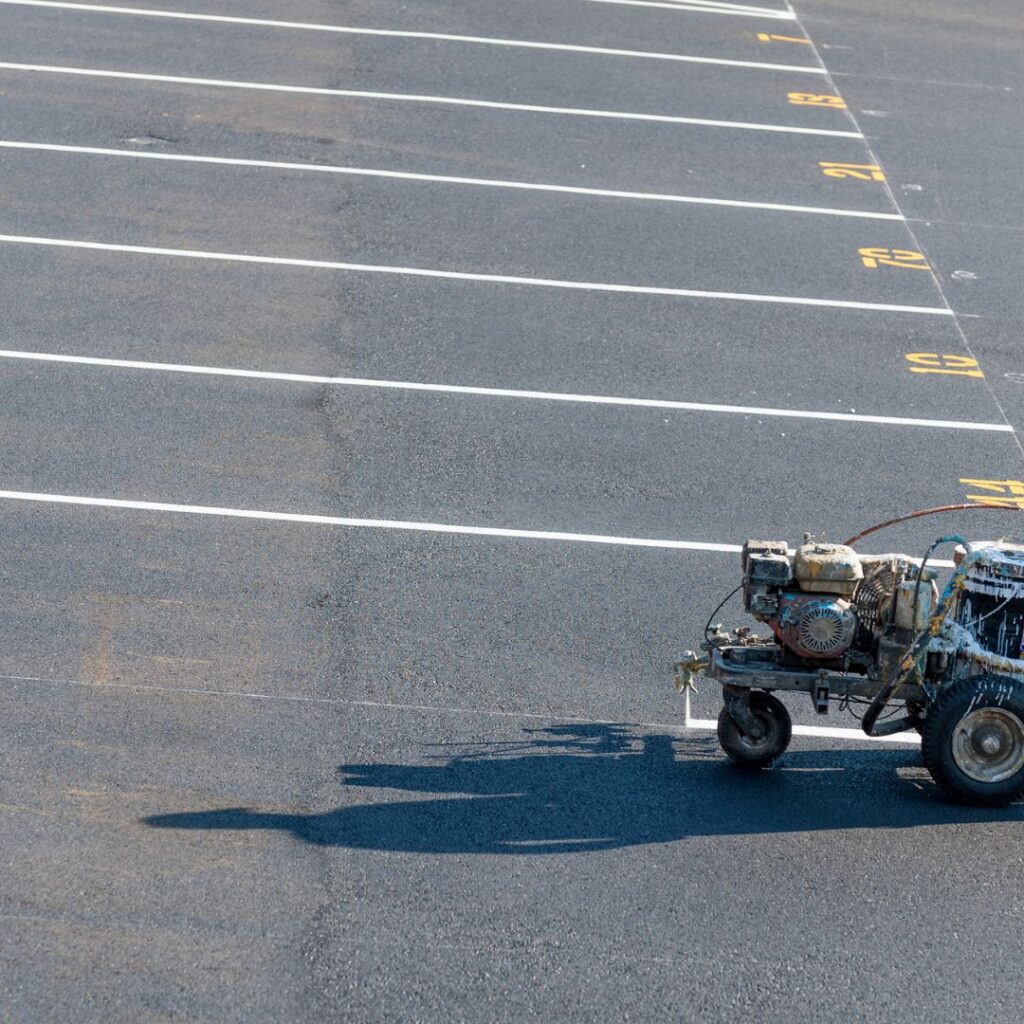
819, 161, 885, 182
858, 247, 929, 270
905, 353, 983, 378
788, 92, 846, 109
961, 479, 1024, 508
757, 33, 811, 44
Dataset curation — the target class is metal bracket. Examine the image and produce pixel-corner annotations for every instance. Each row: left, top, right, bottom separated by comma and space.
813, 680, 830, 715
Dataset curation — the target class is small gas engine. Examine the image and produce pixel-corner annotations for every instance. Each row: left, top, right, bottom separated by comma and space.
676, 534, 1024, 806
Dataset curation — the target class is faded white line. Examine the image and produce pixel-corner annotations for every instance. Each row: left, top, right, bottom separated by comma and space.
0, 0, 823, 73
0, 676, 923, 746
0, 62, 863, 138
0, 141, 901, 221
585, 0, 795, 19
684, 692, 920, 744
0, 349, 1008, 432
0, 488, 747, 551
0, 235, 953, 316
0, 672, 703, 734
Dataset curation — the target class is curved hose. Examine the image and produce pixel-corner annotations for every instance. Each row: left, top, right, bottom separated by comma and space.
844, 503, 1020, 548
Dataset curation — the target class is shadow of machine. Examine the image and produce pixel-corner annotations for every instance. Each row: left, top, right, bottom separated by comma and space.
143, 723, 1021, 854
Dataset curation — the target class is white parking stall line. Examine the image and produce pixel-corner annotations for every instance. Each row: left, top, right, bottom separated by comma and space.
0, 142, 902, 222
0, 63, 863, 138
0, 349, 1009, 433
0, 489, 746, 551
683, 695, 920, 744
0, 489, 961, 568
584, 0, 796, 19
0, 0, 824, 74
0, 235, 953, 316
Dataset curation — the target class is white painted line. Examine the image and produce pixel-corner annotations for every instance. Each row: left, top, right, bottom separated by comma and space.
0, 349, 1009, 433
584, 0, 796, 19
686, 715, 922, 744
0, 235, 953, 316
0, 0, 824, 74
0, 62, 863, 138
684, 693, 920, 744
0, 490, 963, 568
665, 0, 793, 10
0, 488, 745, 551
0, 141, 902, 221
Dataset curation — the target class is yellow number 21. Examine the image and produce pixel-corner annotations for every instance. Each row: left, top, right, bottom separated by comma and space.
819, 161, 885, 182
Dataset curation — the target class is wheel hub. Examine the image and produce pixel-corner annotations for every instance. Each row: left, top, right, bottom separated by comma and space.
736, 710, 779, 753
952, 708, 1024, 784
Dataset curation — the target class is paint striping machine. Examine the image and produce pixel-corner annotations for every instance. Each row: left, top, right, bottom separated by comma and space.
675, 508, 1024, 805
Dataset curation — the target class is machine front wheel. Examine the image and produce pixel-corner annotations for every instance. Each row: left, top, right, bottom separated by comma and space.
717, 691, 792, 769
922, 674, 1024, 806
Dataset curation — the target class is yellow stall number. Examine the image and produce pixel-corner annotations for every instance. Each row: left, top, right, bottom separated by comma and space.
905, 353, 983, 378
960, 479, 1024, 508
859, 247, 929, 270
819, 161, 885, 182
788, 93, 846, 109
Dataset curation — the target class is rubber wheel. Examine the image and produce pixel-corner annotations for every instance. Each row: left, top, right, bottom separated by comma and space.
717, 691, 792, 769
922, 674, 1024, 806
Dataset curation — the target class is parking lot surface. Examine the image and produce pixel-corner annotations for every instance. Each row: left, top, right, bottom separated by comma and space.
2, 0, 1024, 1020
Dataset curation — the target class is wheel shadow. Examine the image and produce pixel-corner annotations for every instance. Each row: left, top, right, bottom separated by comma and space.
143, 724, 1023, 853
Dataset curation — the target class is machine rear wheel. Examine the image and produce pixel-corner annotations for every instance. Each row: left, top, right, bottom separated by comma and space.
922, 675, 1024, 806
717, 691, 792, 769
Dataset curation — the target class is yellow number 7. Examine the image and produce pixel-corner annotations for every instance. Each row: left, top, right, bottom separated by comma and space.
757, 33, 810, 44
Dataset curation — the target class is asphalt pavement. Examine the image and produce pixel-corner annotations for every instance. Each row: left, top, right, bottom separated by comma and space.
2, 0, 1024, 1021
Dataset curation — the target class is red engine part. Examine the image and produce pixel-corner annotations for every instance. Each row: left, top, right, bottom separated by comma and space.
771, 592, 857, 660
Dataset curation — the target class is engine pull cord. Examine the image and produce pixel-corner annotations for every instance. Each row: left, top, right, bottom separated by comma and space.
861, 536, 972, 738
843, 503, 1021, 548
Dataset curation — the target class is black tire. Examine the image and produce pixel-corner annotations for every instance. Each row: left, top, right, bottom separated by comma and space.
717, 691, 792, 769
922, 674, 1024, 806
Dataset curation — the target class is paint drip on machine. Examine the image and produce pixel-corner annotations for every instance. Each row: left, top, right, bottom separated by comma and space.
954, 544, 1024, 660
